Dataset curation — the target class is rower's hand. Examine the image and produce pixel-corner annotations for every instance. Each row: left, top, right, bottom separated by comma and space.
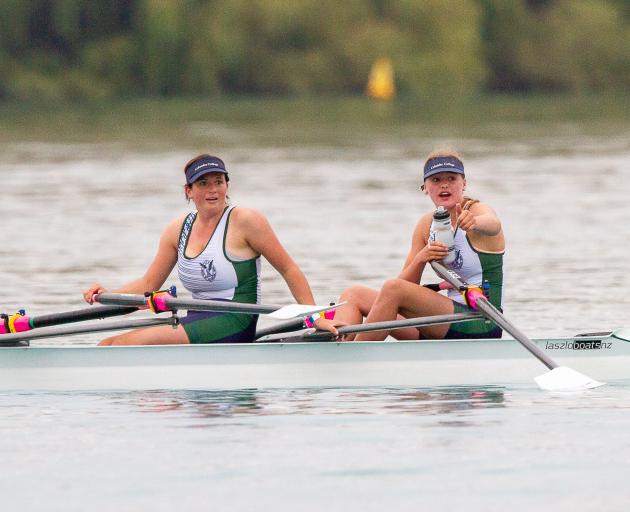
417, 241, 449, 263
455, 203, 476, 232
83, 283, 107, 304
313, 317, 345, 337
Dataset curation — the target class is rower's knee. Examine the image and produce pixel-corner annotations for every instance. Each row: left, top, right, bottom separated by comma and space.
98, 332, 130, 346
339, 285, 369, 303
380, 278, 406, 298
337, 285, 372, 323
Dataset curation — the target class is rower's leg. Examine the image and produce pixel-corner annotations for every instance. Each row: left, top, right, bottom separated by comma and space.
336, 285, 420, 341
354, 278, 455, 342
98, 324, 190, 346
335, 286, 377, 341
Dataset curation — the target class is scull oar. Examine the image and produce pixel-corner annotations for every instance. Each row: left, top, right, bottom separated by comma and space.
0, 317, 175, 346
430, 261, 604, 391
96, 293, 342, 320
0, 305, 138, 335
258, 312, 484, 342
333, 312, 482, 338
612, 328, 630, 342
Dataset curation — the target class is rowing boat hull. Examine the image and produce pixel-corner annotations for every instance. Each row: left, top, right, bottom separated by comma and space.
1, 332, 629, 391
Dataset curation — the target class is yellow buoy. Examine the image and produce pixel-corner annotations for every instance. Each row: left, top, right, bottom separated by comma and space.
366, 57, 395, 100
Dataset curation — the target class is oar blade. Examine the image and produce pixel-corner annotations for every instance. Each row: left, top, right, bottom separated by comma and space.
430, 261, 606, 391
534, 366, 605, 392
612, 328, 630, 342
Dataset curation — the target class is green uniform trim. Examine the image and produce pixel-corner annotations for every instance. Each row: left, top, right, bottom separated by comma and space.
222, 208, 260, 305
448, 244, 503, 336
182, 207, 261, 344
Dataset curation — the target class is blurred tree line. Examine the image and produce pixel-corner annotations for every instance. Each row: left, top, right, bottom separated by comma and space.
1, 0, 628, 102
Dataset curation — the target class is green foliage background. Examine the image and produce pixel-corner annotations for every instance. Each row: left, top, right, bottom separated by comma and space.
1, 0, 629, 102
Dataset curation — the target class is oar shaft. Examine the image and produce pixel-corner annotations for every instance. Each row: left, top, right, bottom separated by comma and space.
431, 261, 557, 370
30, 305, 138, 329
337, 312, 481, 336
96, 293, 282, 315
259, 312, 482, 342
474, 297, 556, 369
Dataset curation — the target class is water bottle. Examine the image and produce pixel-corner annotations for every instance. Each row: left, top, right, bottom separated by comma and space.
429, 206, 455, 264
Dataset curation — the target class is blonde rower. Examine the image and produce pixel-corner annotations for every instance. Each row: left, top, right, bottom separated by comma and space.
335, 149, 505, 341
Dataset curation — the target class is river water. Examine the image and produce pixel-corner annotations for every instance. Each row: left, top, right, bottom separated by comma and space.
1, 99, 629, 510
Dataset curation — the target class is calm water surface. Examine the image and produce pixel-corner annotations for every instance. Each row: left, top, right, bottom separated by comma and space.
1, 101, 629, 510
2, 386, 630, 511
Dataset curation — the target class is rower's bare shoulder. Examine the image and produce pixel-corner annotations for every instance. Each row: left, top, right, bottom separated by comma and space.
419, 211, 434, 224
161, 214, 190, 245
230, 207, 268, 228
416, 212, 433, 236
229, 208, 273, 241
406, 214, 432, 251
165, 213, 190, 232
468, 201, 499, 216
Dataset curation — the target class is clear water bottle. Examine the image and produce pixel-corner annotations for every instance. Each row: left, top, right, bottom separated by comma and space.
429, 206, 455, 264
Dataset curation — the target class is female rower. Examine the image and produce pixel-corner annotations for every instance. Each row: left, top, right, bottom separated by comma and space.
335, 148, 505, 341
83, 154, 338, 345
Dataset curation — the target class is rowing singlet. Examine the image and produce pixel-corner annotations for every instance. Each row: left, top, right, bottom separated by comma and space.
177, 206, 261, 304
444, 229, 504, 311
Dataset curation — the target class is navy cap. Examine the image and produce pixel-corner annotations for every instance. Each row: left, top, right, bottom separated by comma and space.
185, 156, 228, 184
423, 156, 465, 180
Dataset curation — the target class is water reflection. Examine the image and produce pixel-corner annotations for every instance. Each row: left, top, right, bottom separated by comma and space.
109, 387, 506, 419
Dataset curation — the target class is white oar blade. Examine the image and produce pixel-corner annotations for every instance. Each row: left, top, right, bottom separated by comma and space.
268, 303, 342, 320
612, 328, 630, 342
534, 366, 605, 392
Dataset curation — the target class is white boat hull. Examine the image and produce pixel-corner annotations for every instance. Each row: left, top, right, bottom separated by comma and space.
1, 333, 629, 391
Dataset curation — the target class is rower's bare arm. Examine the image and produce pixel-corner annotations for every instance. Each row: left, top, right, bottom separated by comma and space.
236, 209, 315, 304
398, 215, 439, 283
457, 203, 502, 236
237, 209, 339, 334
458, 203, 505, 253
121, 220, 179, 293
399, 221, 425, 283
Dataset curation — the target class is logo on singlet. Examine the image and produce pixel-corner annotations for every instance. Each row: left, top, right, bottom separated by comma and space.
200, 259, 217, 282
451, 249, 464, 270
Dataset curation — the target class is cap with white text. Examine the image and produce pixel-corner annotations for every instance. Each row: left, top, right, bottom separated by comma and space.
423, 156, 465, 180
185, 156, 228, 184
